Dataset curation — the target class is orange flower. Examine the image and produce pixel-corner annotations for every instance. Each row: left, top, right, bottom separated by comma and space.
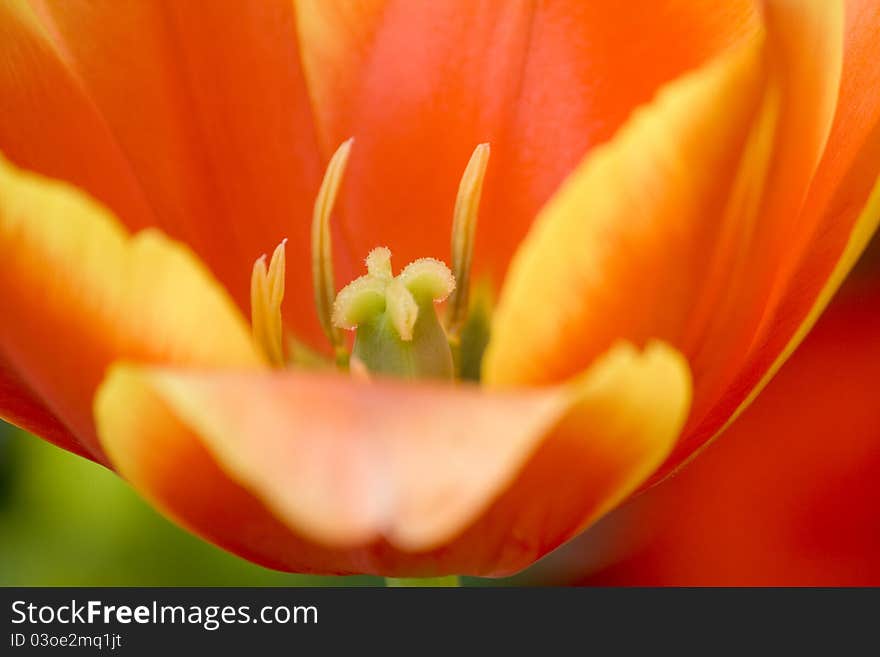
0, 1, 878, 577
566, 266, 880, 586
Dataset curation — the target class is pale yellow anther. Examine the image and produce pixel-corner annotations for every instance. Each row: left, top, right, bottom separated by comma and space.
267, 238, 287, 307
447, 143, 490, 336
250, 240, 287, 366
312, 138, 353, 354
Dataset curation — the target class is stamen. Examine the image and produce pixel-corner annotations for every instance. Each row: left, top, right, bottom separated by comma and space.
311, 138, 353, 357
250, 240, 287, 366
447, 143, 490, 336
267, 239, 287, 307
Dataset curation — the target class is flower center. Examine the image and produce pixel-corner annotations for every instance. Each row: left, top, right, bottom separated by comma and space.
249, 140, 491, 381
333, 247, 456, 379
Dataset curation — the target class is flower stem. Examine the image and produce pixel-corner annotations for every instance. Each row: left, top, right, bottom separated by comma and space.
384, 576, 460, 587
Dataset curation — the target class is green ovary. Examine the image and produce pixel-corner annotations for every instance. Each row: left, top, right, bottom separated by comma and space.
353, 294, 453, 380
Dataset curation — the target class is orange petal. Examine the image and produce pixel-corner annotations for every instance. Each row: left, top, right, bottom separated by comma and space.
575, 274, 880, 585
28, 0, 326, 343
671, 133, 880, 482
95, 342, 690, 576
0, 0, 156, 230
0, 359, 85, 459
295, 0, 758, 283
486, 1, 859, 484
0, 156, 263, 462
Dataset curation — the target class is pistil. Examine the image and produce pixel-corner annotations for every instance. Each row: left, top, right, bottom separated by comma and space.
332, 248, 456, 379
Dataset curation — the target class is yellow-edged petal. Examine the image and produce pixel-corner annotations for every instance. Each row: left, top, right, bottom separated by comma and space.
484, 34, 767, 387
0, 155, 263, 461
28, 0, 326, 345
485, 1, 853, 484
94, 341, 690, 576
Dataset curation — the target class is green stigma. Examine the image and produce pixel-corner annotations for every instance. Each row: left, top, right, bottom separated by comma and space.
332, 247, 456, 380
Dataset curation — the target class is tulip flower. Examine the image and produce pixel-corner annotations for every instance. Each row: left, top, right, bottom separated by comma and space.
559, 266, 880, 586
0, 0, 878, 579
